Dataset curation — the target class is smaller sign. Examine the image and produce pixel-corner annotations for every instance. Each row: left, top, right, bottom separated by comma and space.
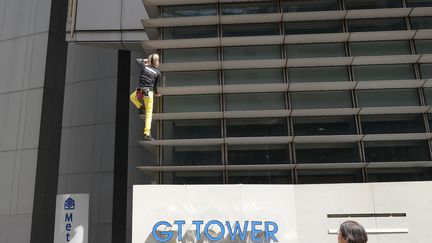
54, 194, 89, 243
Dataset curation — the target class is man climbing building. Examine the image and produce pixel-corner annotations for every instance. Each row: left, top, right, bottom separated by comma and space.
130, 54, 162, 141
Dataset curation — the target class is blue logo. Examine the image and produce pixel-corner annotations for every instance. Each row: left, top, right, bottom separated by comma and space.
64, 197, 75, 210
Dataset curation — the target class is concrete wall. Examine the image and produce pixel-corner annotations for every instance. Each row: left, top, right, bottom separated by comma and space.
58, 43, 118, 243
0, 0, 52, 242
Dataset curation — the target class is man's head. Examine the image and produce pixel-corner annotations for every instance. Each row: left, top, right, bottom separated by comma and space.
338, 221, 368, 243
148, 53, 160, 68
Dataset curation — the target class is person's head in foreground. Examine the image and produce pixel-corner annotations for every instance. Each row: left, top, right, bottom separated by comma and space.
338, 220, 368, 243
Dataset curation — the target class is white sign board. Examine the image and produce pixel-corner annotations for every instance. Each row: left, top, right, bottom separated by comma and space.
54, 194, 89, 243
133, 185, 298, 243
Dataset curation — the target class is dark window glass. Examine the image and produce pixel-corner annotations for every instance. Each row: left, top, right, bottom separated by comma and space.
364, 141, 431, 162
283, 0, 340, 12
361, 114, 425, 134
163, 146, 222, 166
420, 64, 432, 79
423, 88, 432, 105
223, 45, 282, 60
297, 169, 363, 184
429, 114, 432, 131
228, 170, 293, 184
287, 43, 346, 58
347, 18, 406, 32
293, 116, 357, 136
228, 144, 290, 165
164, 71, 219, 87
163, 171, 223, 184
406, 0, 432, 7
411, 17, 432, 30
163, 120, 221, 139
288, 66, 350, 82
295, 143, 360, 163
353, 64, 415, 80
223, 23, 280, 37
162, 4, 217, 18
225, 93, 286, 111
415, 40, 432, 54
350, 41, 411, 56
344, 0, 402, 9
291, 91, 352, 109
284, 20, 343, 34
163, 48, 218, 63
163, 95, 220, 113
357, 89, 420, 107
224, 69, 284, 84
222, 1, 278, 15
226, 118, 288, 137
367, 168, 432, 182
163, 25, 218, 39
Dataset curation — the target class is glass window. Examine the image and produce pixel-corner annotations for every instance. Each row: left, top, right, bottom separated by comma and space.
344, 0, 402, 9
287, 43, 346, 58
297, 169, 363, 184
423, 88, 432, 105
163, 25, 218, 39
163, 146, 222, 166
225, 93, 286, 111
290, 91, 352, 109
162, 4, 217, 18
415, 40, 432, 54
163, 119, 221, 139
163, 171, 223, 184
406, 0, 432, 7
288, 66, 350, 82
293, 116, 357, 135
295, 143, 360, 163
411, 17, 432, 30
350, 41, 411, 56
367, 168, 432, 182
428, 114, 432, 131
284, 20, 343, 34
223, 45, 282, 61
282, 0, 340, 12
221, 1, 278, 15
164, 71, 219, 87
364, 141, 431, 162
163, 95, 220, 112
228, 144, 290, 165
228, 170, 293, 184
357, 89, 420, 107
222, 23, 280, 37
353, 64, 416, 81
224, 69, 284, 84
226, 118, 288, 137
163, 48, 218, 63
420, 64, 432, 79
361, 114, 426, 134
347, 18, 406, 32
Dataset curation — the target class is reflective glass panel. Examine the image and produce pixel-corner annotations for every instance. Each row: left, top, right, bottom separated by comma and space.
162, 4, 217, 18
222, 23, 280, 37
163, 146, 222, 166
353, 64, 415, 81
287, 43, 346, 58
163, 25, 218, 39
297, 169, 363, 184
282, 0, 340, 12
367, 168, 432, 182
224, 69, 284, 84
290, 91, 352, 109
357, 89, 419, 107
406, 0, 432, 7
226, 118, 288, 137
364, 141, 430, 162
411, 17, 432, 30
361, 114, 426, 134
284, 20, 343, 34
344, 0, 402, 9
415, 40, 432, 54
420, 64, 432, 79
350, 41, 411, 56
347, 18, 406, 32
295, 143, 360, 163
163, 120, 221, 139
221, 1, 278, 15
223, 45, 282, 60
293, 116, 357, 135
225, 93, 286, 111
163, 48, 218, 63
228, 144, 290, 164
163, 95, 220, 112
288, 66, 350, 82
163, 171, 223, 184
228, 170, 293, 184
164, 71, 219, 87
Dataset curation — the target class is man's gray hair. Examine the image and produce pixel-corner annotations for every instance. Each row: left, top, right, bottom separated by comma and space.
339, 221, 368, 243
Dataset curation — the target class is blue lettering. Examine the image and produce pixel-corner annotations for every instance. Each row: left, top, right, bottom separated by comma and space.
174, 220, 185, 241
66, 233, 71, 242
192, 220, 204, 240
204, 220, 225, 241
265, 221, 279, 242
251, 221, 262, 242
65, 223, 71, 231
152, 221, 173, 242
65, 213, 73, 222
226, 221, 248, 241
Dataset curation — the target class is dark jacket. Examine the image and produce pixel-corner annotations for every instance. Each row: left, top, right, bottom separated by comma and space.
136, 58, 161, 93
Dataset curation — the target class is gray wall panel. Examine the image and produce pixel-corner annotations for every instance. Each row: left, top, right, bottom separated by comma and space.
21, 89, 43, 149
0, 37, 27, 93
0, 151, 15, 214
15, 150, 38, 214
1, 0, 32, 40
34, 0, 52, 33
28, 33, 48, 89
0, 92, 21, 151
76, 0, 121, 30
